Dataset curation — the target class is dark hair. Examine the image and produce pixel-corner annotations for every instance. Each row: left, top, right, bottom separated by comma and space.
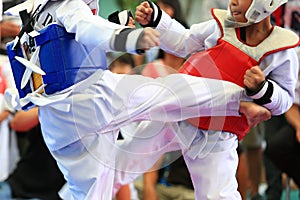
157, 0, 184, 23
109, 53, 135, 69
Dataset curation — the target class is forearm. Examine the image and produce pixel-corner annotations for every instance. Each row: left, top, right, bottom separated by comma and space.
10, 107, 39, 132
285, 104, 300, 132
0, 21, 20, 37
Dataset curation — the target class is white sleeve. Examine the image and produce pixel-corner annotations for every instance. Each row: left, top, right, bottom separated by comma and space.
56, 0, 145, 54
56, 0, 126, 50
261, 48, 299, 115
156, 11, 220, 58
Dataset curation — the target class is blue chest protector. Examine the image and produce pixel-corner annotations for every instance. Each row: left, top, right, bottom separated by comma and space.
7, 24, 107, 109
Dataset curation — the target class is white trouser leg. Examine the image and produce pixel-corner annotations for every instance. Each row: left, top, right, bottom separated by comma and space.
52, 133, 116, 200
183, 128, 241, 200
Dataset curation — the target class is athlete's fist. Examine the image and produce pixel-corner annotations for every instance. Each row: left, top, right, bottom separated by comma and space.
135, 1, 153, 26
137, 27, 160, 50
244, 66, 265, 91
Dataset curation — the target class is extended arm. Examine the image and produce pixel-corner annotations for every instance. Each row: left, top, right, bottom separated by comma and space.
56, 0, 159, 54
135, 1, 218, 57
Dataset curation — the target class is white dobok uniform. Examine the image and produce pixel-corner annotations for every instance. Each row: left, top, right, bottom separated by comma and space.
3, 0, 250, 199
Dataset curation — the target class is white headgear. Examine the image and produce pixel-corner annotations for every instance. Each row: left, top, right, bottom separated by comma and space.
225, 0, 288, 27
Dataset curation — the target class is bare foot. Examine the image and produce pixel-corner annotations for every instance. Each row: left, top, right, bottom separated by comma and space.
239, 102, 271, 127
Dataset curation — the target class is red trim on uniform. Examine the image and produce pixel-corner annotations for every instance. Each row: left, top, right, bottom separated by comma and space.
211, 8, 224, 38
259, 37, 300, 63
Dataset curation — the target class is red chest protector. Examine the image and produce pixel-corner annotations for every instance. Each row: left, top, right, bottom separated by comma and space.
180, 39, 257, 139
179, 9, 300, 140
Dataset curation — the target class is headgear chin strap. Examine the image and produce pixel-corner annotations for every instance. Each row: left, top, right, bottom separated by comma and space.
225, 0, 287, 28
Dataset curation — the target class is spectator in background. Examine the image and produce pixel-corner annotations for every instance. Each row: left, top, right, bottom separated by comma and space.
0, 0, 22, 55
0, 0, 19, 182
265, 47, 300, 199
241, 125, 265, 200
0, 64, 16, 183
0, 107, 65, 200
263, 3, 300, 199
108, 53, 135, 75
